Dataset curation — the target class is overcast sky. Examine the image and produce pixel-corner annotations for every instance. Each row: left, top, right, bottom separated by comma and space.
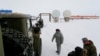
0, 0, 100, 16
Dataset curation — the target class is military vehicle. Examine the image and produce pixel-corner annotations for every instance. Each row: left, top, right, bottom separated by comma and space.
0, 12, 42, 56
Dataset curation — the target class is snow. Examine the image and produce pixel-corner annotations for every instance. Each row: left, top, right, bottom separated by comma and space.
37, 18, 100, 56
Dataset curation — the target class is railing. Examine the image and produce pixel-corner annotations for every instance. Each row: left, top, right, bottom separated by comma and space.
32, 13, 100, 22
39, 13, 54, 22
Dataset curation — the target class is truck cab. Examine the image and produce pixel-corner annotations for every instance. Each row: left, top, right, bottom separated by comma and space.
0, 13, 35, 56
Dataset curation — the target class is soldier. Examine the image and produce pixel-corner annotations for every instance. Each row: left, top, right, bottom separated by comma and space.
32, 23, 41, 56
75, 46, 83, 56
52, 29, 64, 55
81, 37, 97, 56
38, 19, 44, 28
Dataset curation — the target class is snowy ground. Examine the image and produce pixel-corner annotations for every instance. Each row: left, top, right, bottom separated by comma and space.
37, 18, 100, 56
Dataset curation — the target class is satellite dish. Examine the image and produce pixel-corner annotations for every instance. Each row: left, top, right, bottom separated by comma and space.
63, 10, 71, 17
52, 10, 60, 17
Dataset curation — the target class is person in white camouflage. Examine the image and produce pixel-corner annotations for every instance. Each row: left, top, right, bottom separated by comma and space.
52, 29, 64, 55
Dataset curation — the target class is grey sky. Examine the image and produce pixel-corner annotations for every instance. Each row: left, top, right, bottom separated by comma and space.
0, 0, 100, 16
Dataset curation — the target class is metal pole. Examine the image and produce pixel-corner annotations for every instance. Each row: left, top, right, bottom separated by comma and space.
49, 13, 51, 22
40, 13, 41, 20
29, 18, 32, 28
